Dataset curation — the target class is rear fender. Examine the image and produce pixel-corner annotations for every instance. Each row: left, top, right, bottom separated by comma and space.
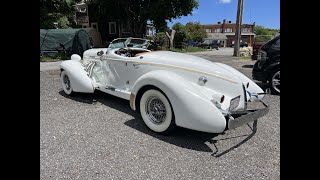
131, 70, 226, 133
60, 60, 94, 93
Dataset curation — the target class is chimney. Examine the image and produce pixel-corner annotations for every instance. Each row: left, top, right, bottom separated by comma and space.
223, 19, 226, 24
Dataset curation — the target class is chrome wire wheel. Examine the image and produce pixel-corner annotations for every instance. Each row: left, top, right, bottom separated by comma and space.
271, 70, 280, 94
60, 71, 73, 95
145, 96, 167, 124
63, 74, 71, 91
140, 89, 175, 133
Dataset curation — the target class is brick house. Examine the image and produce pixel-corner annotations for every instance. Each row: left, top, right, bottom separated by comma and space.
74, 1, 153, 45
201, 19, 255, 47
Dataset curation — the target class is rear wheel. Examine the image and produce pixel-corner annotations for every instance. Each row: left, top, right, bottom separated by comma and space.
269, 68, 280, 94
139, 89, 175, 134
60, 71, 74, 95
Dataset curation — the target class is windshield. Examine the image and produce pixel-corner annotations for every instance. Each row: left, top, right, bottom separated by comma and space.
108, 38, 128, 49
129, 39, 147, 46
108, 38, 149, 49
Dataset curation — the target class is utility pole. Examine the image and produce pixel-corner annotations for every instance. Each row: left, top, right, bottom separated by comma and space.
233, 0, 244, 57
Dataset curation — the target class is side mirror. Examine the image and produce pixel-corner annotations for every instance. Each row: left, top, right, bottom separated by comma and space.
97, 50, 104, 56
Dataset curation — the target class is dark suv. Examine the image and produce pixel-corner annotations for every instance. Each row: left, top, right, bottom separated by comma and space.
230, 41, 248, 48
252, 35, 280, 94
198, 39, 220, 50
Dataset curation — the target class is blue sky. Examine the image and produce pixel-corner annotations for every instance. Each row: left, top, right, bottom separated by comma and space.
167, 0, 280, 29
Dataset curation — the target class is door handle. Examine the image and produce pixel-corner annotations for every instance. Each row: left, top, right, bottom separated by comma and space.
132, 63, 140, 68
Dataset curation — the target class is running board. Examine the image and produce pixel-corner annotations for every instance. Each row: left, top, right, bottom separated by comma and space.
96, 86, 131, 100
105, 86, 116, 91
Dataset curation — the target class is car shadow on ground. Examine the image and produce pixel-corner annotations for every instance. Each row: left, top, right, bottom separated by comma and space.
59, 90, 258, 157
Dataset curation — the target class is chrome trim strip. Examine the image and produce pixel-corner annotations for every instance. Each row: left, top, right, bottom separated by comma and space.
106, 58, 238, 84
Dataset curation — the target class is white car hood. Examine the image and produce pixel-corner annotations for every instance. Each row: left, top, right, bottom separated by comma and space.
140, 51, 243, 83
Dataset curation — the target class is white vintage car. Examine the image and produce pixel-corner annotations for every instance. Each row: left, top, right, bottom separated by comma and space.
60, 39, 269, 134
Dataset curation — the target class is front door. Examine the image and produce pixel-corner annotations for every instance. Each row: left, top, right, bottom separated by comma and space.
106, 56, 129, 90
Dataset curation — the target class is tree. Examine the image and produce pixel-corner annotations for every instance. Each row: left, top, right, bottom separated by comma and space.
40, 0, 80, 29
172, 23, 190, 48
185, 22, 207, 42
154, 32, 167, 47
92, 0, 199, 37
254, 25, 280, 42
165, 30, 176, 50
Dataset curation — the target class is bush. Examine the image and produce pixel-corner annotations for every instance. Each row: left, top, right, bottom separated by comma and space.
154, 32, 168, 47
172, 23, 191, 47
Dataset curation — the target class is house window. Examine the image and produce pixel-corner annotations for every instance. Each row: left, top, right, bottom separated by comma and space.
215, 28, 222, 33
242, 27, 250, 32
121, 22, 131, 33
205, 29, 212, 33
225, 28, 232, 32
109, 22, 117, 34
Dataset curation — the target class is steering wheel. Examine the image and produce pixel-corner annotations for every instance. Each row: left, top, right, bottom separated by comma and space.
116, 48, 127, 55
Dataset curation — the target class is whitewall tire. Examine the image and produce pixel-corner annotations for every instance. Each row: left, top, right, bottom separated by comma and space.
139, 89, 175, 133
60, 71, 73, 95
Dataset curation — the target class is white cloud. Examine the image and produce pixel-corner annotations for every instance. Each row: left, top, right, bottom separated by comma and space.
219, 0, 231, 4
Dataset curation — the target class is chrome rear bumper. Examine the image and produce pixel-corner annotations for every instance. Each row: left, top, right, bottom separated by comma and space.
227, 99, 269, 129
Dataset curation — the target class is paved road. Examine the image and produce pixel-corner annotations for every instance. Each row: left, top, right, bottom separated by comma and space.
40, 61, 63, 71
40, 53, 280, 180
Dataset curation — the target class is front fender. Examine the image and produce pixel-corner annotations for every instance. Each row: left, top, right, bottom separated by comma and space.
264, 61, 280, 73
131, 70, 226, 133
214, 62, 265, 98
60, 60, 94, 93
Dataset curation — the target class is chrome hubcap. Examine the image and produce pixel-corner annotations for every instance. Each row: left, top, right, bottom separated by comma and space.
272, 71, 280, 93
145, 96, 166, 124
63, 75, 71, 91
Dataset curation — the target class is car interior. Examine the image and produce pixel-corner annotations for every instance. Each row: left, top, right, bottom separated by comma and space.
114, 48, 151, 57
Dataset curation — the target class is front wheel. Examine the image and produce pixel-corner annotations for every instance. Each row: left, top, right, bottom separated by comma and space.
269, 68, 280, 94
60, 71, 74, 95
139, 89, 175, 134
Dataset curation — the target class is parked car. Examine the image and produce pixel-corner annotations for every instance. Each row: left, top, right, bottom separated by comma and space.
60, 39, 269, 134
198, 39, 221, 50
251, 42, 266, 60
252, 35, 280, 94
230, 41, 248, 48
188, 41, 198, 47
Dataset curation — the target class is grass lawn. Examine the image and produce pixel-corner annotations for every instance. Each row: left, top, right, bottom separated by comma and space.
40, 52, 69, 62
162, 46, 207, 53
40, 56, 61, 62
240, 56, 252, 60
